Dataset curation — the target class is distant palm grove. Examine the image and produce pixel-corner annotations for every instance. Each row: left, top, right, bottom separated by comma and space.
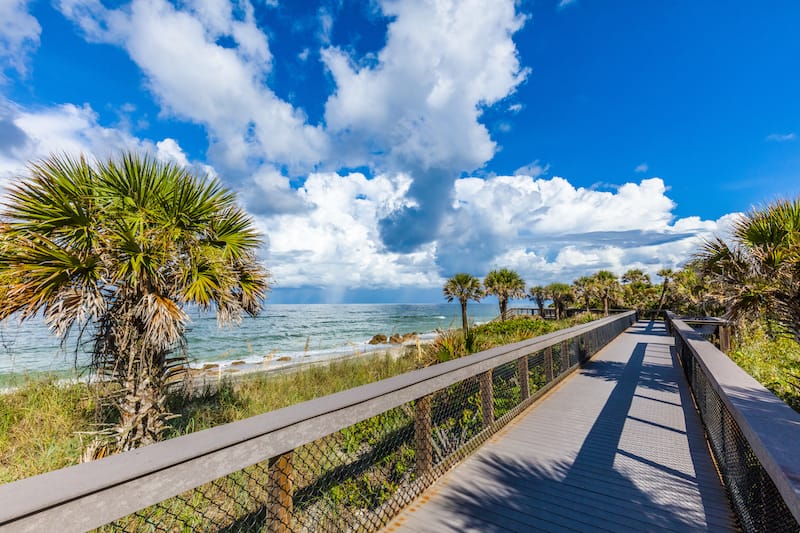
445, 197, 800, 348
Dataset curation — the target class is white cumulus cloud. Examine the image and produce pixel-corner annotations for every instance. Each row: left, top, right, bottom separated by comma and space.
435, 174, 731, 284
323, 0, 529, 172
0, 99, 193, 189
258, 171, 441, 289
57, 0, 328, 176
253, 170, 737, 292
0, 0, 42, 81
321, 0, 530, 251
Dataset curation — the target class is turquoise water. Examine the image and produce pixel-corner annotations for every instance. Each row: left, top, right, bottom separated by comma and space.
0, 303, 502, 382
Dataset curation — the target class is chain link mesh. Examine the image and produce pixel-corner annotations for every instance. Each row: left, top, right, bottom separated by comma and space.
675, 333, 800, 533
99, 316, 634, 532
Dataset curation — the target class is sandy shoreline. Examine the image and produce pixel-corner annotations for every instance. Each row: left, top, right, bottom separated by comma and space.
182, 336, 423, 394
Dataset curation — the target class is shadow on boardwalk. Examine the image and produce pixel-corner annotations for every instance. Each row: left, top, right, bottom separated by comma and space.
420, 328, 735, 532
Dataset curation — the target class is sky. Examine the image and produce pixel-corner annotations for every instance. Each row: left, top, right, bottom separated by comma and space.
1, 0, 799, 304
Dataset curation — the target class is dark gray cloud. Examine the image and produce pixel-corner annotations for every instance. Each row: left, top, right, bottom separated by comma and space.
0, 117, 28, 156
378, 166, 455, 253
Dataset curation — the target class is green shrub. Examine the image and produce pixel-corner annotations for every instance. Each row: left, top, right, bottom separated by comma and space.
729, 322, 800, 413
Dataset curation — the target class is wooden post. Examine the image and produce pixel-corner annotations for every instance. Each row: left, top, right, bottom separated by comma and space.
479, 370, 494, 426
414, 395, 433, 478
517, 356, 530, 401
544, 346, 554, 382
560, 340, 570, 369
578, 335, 586, 362
268, 451, 294, 532
719, 325, 731, 354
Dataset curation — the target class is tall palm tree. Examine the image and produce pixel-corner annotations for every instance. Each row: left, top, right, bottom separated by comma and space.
0, 153, 269, 451
443, 273, 483, 334
699, 198, 800, 342
572, 276, 593, 312
484, 268, 526, 320
654, 268, 674, 317
592, 270, 620, 316
546, 282, 573, 320
529, 285, 547, 317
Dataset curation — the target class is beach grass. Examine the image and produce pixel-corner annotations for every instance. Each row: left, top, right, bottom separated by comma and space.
0, 378, 100, 483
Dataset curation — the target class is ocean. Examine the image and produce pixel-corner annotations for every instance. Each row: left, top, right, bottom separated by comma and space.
0, 303, 502, 384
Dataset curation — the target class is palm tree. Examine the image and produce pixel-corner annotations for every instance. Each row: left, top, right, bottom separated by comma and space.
572, 276, 593, 312
699, 198, 800, 342
592, 270, 620, 316
654, 268, 674, 317
443, 273, 483, 334
484, 268, 526, 320
546, 282, 573, 320
529, 285, 547, 317
0, 153, 269, 451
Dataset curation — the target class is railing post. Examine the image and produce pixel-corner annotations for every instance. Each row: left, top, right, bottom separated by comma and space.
544, 346, 554, 382
479, 370, 494, 426
578, 334, 587, 362
719, 324, 731, 354
414, 395, 433, 478
517, 356, 530, 400
268, 450, 294, 532
560, 340, 570, 369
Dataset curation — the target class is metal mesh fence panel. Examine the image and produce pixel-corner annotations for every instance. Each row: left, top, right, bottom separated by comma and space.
676, 336, 800, 533
491, 361, 521, 421
290, 404, 416, 532
526, 350, 548, 394
102, 460, 274, 532
568, 338, 579, 367
550, 344, 564, 376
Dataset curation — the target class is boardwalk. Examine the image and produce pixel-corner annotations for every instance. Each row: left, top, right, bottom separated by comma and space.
385, 320, 737, 532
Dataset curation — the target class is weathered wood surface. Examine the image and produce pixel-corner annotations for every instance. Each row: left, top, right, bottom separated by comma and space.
384, 320, 737, 532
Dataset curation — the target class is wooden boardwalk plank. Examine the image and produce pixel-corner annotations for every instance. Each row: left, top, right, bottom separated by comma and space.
384, 320, 737, 532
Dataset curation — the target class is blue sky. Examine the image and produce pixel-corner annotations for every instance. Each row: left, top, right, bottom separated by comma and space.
1, 0, 799, 303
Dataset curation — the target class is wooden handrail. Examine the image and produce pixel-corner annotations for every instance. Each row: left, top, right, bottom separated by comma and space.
666, 312, 800, 524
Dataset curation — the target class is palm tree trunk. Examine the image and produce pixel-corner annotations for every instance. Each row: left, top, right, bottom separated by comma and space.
603, 297, 609, 316
117, 369, 169, 451
460, 299, 469, 334
655, 281, 669, 318
500, 298, 508, 320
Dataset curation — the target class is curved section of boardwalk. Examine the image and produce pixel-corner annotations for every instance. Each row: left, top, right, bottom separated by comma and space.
385, 320, 737, 532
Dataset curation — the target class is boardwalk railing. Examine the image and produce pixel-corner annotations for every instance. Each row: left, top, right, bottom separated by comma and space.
0, 312, 636, 532
666, 312, 800, 532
